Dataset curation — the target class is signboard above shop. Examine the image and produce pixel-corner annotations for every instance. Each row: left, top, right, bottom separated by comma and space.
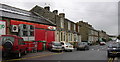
10, 20, 56, 30
48, 26, 56, 30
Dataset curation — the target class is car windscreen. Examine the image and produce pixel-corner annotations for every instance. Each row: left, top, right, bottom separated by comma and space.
108, 43, 120, 48
53, 42, 61, 46
65, 43, 71, 46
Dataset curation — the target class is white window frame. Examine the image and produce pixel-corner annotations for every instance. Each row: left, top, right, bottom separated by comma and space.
74, 24, 76, 31
68, 22, 71, 30
60, 18, 64, 28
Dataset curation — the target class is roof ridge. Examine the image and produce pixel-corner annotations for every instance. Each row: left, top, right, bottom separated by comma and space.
32, 12, 56, 25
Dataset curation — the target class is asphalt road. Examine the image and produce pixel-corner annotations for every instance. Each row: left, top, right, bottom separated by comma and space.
2, 41, 120, 62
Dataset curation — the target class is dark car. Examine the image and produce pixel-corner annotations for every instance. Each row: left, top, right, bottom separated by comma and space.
76, 42, 89, 50
107, 43, 120, 57
48, 41, 63, 52
1, 35, 27, 58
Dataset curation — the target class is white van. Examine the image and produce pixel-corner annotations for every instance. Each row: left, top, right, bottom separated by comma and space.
61, 42, 74, 52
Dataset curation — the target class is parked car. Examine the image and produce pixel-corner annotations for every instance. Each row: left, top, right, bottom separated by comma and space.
48, 41, 63, 52
76, 42, 89, 50
2, 35, 27, 58
99, 41, 106, 45
107, 43, 120, 57
61, 42, 74, 52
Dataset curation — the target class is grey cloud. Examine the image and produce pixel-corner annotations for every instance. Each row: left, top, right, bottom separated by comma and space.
0, 1, 118, 35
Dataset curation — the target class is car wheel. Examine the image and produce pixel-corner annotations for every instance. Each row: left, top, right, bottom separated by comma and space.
85, 47, 87, 50
87, 47, 89, 50
70, 50, 72, 52
77, 48, 79, 51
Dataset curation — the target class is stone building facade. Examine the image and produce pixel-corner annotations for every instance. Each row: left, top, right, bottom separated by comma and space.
77, 21, 99, 44
98, 30, 109, 42
30, 5, 81, 43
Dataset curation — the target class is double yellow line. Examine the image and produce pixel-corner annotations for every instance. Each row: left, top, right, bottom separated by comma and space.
108, 58, 114, 62
2, 52, 63, 62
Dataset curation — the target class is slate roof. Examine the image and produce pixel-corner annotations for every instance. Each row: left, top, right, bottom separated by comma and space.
0, 3, 56, 26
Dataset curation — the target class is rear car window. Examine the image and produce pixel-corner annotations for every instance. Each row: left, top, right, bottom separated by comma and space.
53, 42, 61, 46
65, 43, 71, 46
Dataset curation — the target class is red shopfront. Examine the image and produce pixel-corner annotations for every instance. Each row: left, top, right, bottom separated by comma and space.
10, 20, 55, 45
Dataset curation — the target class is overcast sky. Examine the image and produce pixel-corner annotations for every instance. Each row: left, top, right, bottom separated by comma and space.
0, 0, 119, 35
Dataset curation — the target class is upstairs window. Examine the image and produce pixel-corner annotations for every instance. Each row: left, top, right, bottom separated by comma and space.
60, 18, 64, 28
68, 22, 71, 30
74, 24, 76, 31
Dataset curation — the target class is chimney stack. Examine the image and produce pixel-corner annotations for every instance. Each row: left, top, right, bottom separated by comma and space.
59, 13, 65, 18
53, 10, 58, 15
44, 6, 50, 11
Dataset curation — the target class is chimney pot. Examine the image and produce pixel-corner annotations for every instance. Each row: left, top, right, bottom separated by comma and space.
53, 10, 58, 15
59, 13, 65, 18
44, 6, 50, 11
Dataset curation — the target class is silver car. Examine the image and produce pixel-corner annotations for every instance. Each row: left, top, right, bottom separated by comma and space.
48, 42, 63, 52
